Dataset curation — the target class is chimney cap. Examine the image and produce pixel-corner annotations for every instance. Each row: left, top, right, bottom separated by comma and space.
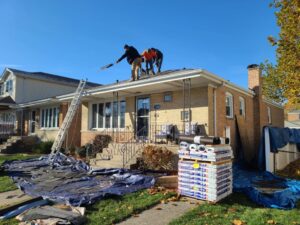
247, 64, 259, 69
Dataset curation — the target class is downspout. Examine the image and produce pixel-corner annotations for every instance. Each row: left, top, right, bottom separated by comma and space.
213, 88, 217, 136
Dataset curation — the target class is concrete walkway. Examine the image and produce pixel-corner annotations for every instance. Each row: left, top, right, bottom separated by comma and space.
0, 189, 33, 209
118, 197, 203, 225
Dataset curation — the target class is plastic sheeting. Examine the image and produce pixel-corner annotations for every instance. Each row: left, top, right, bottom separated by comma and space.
233, 165, 300, 209
3, 153, 155, 206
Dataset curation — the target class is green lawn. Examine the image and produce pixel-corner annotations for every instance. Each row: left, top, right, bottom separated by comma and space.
0, 190, 175, 225
169, 193, 300, 225
0, 154, 40, 193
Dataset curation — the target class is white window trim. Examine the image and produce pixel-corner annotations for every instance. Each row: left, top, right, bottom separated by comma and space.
40, 106, 60, 129
225, 92, 234, 118
239, 96, 246, 117
90, 100, 126, 130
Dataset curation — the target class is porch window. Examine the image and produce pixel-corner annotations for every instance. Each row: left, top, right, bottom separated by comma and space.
91, 101, 126, 129
98, 103, 104, 128
112, 101, 118, 128
105, 102, 112, 128
41, 106, 59, 128
120, 101, 126, 128
225, 92, 233, 118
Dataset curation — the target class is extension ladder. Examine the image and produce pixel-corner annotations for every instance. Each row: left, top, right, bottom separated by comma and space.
50, 79, 86, 155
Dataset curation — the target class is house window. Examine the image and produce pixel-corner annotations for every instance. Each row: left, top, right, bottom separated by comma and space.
91, 101, 126, 129
120, 101, 126, 128
164, 92, 173, 102
267, 107, 272, 124
41, 106, 59, 128
0, 84, 3, 95
225, 92, 233, 118
5, 80, 13, 93
239, 97, 245, 117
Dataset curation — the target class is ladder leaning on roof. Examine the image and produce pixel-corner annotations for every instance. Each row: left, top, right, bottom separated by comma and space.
50, 79, 86, 155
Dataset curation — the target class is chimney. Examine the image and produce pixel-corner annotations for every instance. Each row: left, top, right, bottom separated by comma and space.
247, 64, 262, 94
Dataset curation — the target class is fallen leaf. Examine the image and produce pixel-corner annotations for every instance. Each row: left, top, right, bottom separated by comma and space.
160, 200, 167, 204
156, 207, 162, 210
172, 203, 178, 206
232, 219, 245, 225
228, 208, 237, 213
267, 220, 276, 224
133, 214, 139, 217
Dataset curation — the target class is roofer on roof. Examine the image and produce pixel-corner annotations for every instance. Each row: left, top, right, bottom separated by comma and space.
116, 45, 142, 81
150, 48, 163, 73
141, 49, 156, 75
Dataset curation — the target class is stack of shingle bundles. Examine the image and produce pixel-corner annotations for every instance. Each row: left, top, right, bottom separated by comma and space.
178, 138, 233, 203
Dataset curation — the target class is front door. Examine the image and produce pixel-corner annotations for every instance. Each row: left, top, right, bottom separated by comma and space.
30, 111, 36, 134
136, 97, 150, 139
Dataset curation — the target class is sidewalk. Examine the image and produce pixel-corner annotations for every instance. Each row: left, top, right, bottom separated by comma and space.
118, 197, 202, 225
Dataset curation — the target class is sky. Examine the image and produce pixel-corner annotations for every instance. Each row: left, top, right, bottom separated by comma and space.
0, 0, 279, 88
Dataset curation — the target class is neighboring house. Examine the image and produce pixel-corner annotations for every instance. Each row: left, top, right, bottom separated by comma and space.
285, 110, 300, 128
0, 68, 100, 147
11, 64, 284, 167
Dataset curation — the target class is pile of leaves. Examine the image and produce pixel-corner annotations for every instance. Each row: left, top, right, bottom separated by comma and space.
276, 158, 300, 180
139, 145, 174, 171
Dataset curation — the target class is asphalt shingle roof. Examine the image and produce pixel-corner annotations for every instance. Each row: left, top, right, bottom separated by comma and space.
7, 68, 101, 88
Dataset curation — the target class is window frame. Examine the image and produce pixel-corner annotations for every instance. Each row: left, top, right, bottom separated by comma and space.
239, 96, 246, 117
225, 92, 234, 118
90, 100, 126, 130
163, 92, 173, 102
40, 106, 60, 129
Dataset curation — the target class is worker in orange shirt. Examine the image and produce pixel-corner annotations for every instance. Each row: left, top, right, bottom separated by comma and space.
141, 49, 155, 75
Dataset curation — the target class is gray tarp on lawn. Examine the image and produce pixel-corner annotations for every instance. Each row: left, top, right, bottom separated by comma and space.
3, 153, 155, 206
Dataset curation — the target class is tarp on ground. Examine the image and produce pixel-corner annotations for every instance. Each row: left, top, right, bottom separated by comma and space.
3, 153, 155, 206
233, 165, 300, 209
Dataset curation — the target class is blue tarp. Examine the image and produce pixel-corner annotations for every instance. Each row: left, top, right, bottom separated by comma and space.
233, 165, 300, 209
3, 153, 155, 206
258, 126, 300, 170
268, 127, 300, 153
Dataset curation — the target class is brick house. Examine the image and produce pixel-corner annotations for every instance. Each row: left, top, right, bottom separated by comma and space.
4, 65, 284, 167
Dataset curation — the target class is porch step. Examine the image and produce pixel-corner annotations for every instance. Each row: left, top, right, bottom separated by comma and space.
0, 136, 38, 153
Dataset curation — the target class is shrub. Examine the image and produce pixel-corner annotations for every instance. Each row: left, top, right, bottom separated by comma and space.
90, 135, 112, 157
76, 146, 87, 158
140, 145, 174, 171
32, 141, 54, 154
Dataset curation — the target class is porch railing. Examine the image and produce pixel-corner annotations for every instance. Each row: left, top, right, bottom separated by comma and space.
0, 122, 16, 137
120, 126, 147, 168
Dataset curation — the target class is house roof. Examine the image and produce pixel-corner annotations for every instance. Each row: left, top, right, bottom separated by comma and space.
14, 68, 283, 109
0, 96, 15, 105
3, 68, 101, 88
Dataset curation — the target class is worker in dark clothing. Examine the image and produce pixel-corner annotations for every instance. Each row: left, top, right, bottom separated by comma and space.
150, 48, 163, 73
116, 44, 142, 81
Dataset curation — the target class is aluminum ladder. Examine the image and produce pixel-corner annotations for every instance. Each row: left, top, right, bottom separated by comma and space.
50, 79, 86, 155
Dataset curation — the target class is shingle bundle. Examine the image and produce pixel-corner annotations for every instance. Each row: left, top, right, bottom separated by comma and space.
178, 140, 233, 202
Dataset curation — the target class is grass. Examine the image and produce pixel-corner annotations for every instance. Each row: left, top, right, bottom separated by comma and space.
0, 154, 40, 193
86, 190, 175, 225
169, 193, 300, 225
0, 190, 175, 225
